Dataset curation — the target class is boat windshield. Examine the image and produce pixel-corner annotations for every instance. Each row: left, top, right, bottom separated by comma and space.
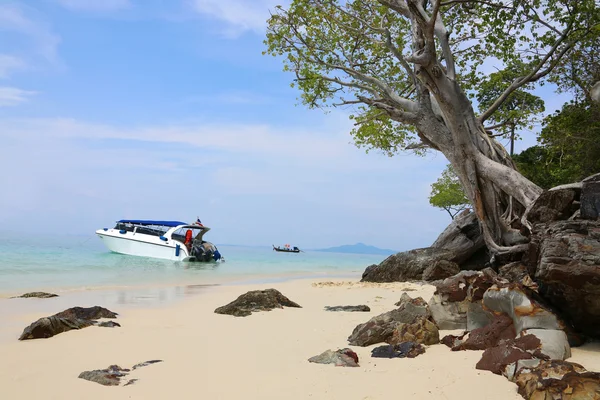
172, 227, 207, 243
113, 222, 170, 237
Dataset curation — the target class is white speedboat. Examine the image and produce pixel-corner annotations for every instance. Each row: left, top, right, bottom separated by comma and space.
96, 219, 223, 262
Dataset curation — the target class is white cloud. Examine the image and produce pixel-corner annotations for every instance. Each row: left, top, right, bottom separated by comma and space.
0, 4, 61, 65
55, 0, 131, 12
191, 0, 285, 35
0, 87, 36, 106
0, 54, 26, 78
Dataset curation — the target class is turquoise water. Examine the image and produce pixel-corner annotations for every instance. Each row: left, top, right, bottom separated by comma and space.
0, 232, 387, 294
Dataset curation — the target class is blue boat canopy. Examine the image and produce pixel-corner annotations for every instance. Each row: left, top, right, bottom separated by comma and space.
117, 219, 188, 227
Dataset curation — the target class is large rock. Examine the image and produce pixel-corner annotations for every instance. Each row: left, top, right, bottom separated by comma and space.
11, 292, 58, 299
526, 189, 577, 224
19, 306, 118, 340
514, 360, 600, 399
388, 316, 440, 346
528, 219, 600, 338
214, 289, 301, 317
428, 270, 498, 330
451, 313, 516, 351
308, 348, 359, 367
581, 173, 600, 220
348, 295, 434, 346
422, 260, 461, 281
431, 210, 485, 264
361, 247, 458, 282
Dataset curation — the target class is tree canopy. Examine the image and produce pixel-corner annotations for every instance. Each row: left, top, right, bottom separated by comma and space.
429, 165, 470, 219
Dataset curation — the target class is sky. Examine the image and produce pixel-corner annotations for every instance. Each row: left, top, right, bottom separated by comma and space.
0, 0, 573, 250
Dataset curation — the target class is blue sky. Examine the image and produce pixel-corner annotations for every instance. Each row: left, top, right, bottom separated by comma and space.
0, 1, 572, 250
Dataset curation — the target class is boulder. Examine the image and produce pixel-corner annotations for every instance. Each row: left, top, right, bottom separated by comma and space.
430, 210, 485, 264
519, 329, 571, 360
452, 314, 516, 351
348, 295, 432, 346
19, 306, 118, 340
371, 342, 426, 358
388, 316, 440, 346
428, 270, 498, 330
11, 292, 58, 299
361, 247, 458, 282
475, 335, 541, 375
581, 173, 600, 220
214, 289, 301, 317
526, 189, 577, 224
514, 360, 600, 399
308, 348, 359, 367
528, 219, 600, 338
422, 260, 461, 281
324, 305, 370, 312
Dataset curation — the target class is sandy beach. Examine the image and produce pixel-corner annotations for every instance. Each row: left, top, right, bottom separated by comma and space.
1, 276, 598, 400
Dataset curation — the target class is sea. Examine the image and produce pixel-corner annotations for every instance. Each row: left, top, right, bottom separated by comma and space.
0, 231, 388, 296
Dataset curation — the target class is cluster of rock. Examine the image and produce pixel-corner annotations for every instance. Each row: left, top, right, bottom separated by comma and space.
11, 292, 58, 298
359, 173, 600, 398
78, 360, 163, 386
19, 306, 119, 340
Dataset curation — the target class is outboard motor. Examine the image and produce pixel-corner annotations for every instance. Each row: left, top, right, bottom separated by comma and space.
191, 241, 221, 262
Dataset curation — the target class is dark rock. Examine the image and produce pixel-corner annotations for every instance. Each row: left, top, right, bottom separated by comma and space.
497, 262, 532, 286
453, 314, 516, 351
214, 289, 301, 317
308, 348, 359, 367
97, 321, 121, 328
527, 189, 576, 224
422, 260, 461, 281
475, 335, 541, 375
431, 210, 485, 265
441, 333, 466, 349
348, 295, 433, 346
388, 316, 439, 346
581, 173, 600, 220
78, 365, 129, 386
514, 359, 600, 399
19, 306, 119, 340
324, 305, 370, 312
361, 247, 458, 283
519, 329, 571, 360
54, 306, 118, 320
371, 342, 426, 358
19, 317, 94, 340
11, 292, 58, 299
528, 219, 600, 338
132, 360, 163, 370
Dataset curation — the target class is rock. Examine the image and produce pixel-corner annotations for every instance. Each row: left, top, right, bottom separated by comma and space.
78, 365, 129, 386
482, 284, 563, 335
214, 289, 301, 317
132, 360, 163, 370
428, 270, 499, 330
79, 360, 162, 386
11, 292, 58, 299
19, 306, 119, 340
526, 189, 577, 224
498, 262, 531, 286
19, 317, 94, 340
388, 316, 440, 346
581, 173, 600, 220
475, 335, 540, 375
431, 210, 485, 265
348, 295, 432, 346
324, 305, 370, 312
371, 342, 426, 358
361, 247, 458, 282
502, 359, 542, 382
514, 359, 600, 399
441, 332, 466, 349
519, 329, 571, 360
528, 219, 600, 338
97, 321, 121, 328
54, 306, 118, 320
308, 348, 359, 367
422, 260, 461, 281
453, 314, 516, 351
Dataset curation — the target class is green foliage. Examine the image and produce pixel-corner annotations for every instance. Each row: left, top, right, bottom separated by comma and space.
429, 165, 470, 219
513, 101, 600, 189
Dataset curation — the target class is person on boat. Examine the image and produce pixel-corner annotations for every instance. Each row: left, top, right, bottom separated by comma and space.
184, 229, 193, 251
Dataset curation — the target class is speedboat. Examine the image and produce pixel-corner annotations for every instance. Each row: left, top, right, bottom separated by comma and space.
96, 219, 223, 262
273, 244, 301, 253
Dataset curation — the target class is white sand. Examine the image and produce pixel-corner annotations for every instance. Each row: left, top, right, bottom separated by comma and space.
0, 278, 597, 400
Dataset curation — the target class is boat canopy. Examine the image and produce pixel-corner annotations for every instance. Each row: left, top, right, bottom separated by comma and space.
117, 219, 188, 227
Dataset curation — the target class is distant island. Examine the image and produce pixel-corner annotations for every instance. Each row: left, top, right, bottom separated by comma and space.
313, 243, 397, 255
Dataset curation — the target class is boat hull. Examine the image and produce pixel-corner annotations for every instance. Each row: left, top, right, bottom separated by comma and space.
96, 229, 190, 261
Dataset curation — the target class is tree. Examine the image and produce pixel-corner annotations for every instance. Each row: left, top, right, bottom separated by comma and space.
265, 0, 599, 256
429, 165, 470, 219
